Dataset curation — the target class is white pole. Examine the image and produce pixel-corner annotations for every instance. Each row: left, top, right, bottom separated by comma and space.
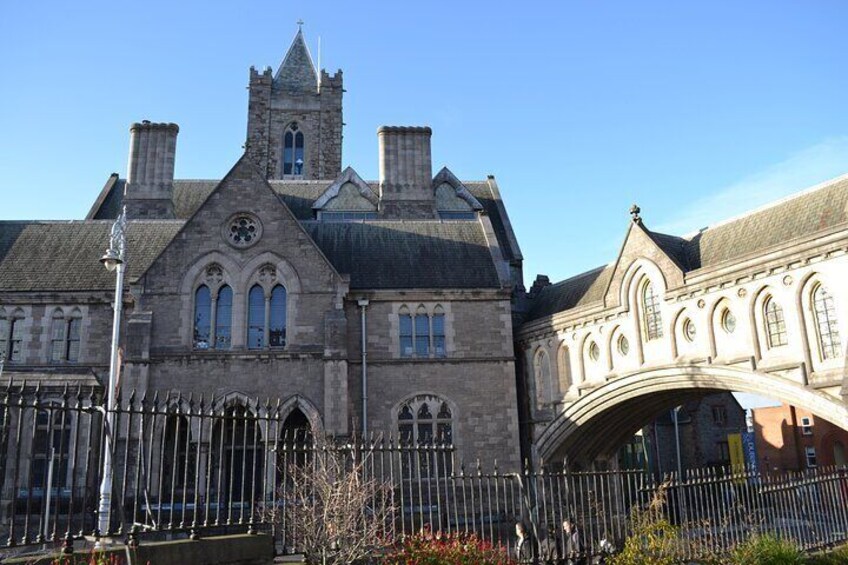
96, 208, 127, 540
97, 260, 124, 537
44, 447, 55, 542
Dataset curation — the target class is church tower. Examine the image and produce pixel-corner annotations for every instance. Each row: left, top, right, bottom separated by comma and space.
246, 26, 343, 180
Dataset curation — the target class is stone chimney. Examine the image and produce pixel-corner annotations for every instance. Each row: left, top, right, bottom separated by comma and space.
123, 121, 179, 219
377, 126, 435, 218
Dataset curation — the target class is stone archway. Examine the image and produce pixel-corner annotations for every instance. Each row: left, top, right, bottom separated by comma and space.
536, 364, 848, 466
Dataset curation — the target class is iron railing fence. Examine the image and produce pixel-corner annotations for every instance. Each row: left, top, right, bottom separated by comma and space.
0, 384, 846, 562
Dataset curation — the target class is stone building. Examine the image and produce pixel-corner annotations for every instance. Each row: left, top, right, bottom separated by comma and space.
0, 28, 523, 472
517, 178, 848, 467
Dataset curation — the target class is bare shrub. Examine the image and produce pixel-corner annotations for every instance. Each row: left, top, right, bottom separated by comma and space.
273, 436, 396, 565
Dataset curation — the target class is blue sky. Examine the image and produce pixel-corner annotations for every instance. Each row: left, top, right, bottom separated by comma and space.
2, 1, 847, 283
2, 1, 845, 408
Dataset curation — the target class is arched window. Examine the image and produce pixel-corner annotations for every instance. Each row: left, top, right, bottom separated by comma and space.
248, 285, 265, 349
269, 285, 287, 347
216, 286, 233, 350
161, 414, 193, 497
558, 345, 572, 392
432, 306, 446, 358
812, 284, 841, 360
32, 405, 72, 496
642, 281, 663, 341
415, 306, 430, 357
194, 285, 212, 349
283, 123, 305, 177
534, 348, 553, 404
764, 297, 788, 349
2, 310, 25, 363
210, 405, 263, 504
399, 307, 413, 357
50, 310, 82, 363
397, 396, 453, 445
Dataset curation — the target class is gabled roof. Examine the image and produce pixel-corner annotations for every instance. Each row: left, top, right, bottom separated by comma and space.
312, 167, 378, 210
525, 173, 848, 322
86, 174, 523, 267
526, 265, 613, 321
275, 28, 318, 92
432, 167, 484, 211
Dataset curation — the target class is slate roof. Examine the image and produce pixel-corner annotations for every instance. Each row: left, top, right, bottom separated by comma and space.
85, 176, 522, 274
0, 217, 501, 291
303, 221, 501, 289
526, 174, 848, 322
526, 266, 613, 321
0, 221, 183, 291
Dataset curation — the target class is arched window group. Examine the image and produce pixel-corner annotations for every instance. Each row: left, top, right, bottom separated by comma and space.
283, 123, 305, 177
50, 308, 82, 363
193, 263, 288, 351
194, 284, 234, 350
397, 395, 453, 446
248, 284, 287, 349
0, 308, 25, 363
398, 305, 446, 358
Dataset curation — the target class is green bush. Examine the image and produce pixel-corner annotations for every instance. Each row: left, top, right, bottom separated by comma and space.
382, 531, 516, 565
804, 544, 848, 564
727, 534, 803, 565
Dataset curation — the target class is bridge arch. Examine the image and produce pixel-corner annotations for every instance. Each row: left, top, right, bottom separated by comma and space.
536, 364, 848, 466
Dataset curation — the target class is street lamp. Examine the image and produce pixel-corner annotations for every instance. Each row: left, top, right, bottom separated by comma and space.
96, 206, 127, 539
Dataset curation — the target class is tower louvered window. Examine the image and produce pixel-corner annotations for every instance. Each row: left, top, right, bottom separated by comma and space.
283, 123, 305, 177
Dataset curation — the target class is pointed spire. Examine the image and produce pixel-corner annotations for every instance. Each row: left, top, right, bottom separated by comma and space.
275, 24, 318, 93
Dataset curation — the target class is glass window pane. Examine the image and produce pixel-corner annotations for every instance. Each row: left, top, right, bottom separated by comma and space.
415, 314, 429, 356
51, 319, 66, 362
814, 286, 841, 360
194, 286, 211, 349
0, 318, 8, 360
248, 285, 265, 349
432, 314, 445, 357
67, 319, 81, 362
283, 132, 294, 175
269, 285, 287, 347
643, 283, 663, 341
216, 286, 233, 350
9, 319, 23, 362
399, 314, 413, 357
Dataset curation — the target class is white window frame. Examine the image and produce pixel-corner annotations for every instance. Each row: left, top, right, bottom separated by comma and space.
800, 416, 813, 436
805, 446, 818, 468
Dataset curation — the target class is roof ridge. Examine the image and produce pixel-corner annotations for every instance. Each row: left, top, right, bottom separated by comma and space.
543, 264, 611, 289
681, 171, 848, 239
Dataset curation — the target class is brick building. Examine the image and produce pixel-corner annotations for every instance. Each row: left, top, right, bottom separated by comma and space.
752, 404, 848, 472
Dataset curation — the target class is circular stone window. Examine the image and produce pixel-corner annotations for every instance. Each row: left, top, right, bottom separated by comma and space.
721, 309, 737, 334
617, 335, 629, 356
588, 341, 600, 362
224, 214, 262, 248
683, 319, 696, 342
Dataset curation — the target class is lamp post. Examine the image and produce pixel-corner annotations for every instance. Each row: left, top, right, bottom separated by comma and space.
96, 207, 127, 539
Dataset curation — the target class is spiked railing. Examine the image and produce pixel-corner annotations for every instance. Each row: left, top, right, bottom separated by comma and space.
0, 383, 847, 561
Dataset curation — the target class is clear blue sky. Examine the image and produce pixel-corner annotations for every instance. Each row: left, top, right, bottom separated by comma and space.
1, 0, 847, 286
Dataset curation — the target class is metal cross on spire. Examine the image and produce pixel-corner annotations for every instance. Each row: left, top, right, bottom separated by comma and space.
297, 19, 304, 30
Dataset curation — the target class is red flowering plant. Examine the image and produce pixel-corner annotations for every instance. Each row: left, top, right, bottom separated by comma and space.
383, 529, 517, 565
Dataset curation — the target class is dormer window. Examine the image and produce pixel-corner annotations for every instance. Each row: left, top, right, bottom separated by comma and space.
283, 123, 305, 178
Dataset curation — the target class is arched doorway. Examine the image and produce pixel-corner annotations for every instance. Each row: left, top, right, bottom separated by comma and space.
280, 408, 313, 471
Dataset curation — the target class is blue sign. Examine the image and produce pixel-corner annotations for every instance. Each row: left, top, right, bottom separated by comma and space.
742, 430, 758, 472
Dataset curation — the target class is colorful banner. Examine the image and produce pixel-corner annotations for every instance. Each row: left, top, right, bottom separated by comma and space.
728, 433, 745, 472
742, 430, 758, 473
